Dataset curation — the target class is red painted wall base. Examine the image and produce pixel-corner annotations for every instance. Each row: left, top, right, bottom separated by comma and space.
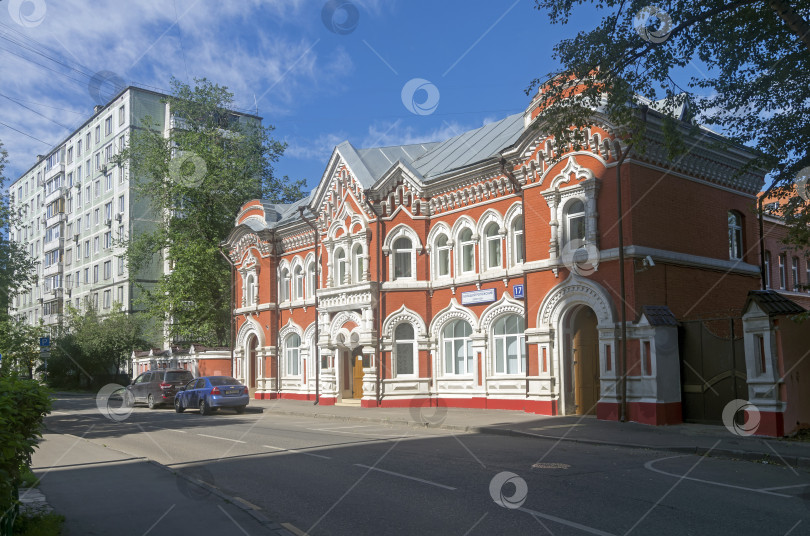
751, 410, 784, 437
597, 401, 683, 425
374, 397, 557, 415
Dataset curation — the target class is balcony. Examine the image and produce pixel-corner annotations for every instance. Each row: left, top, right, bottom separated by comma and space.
43, 313, 61, 326
43, 262, 63, 277
44, 162, 65, 181
45, 186, 65, 204
45, 212, 66, 228
42, 287, 63, 301
316, 281, 379, 313
43, 236, 64, 253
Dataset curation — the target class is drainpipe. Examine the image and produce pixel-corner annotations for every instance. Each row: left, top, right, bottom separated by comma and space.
360, 193, 384, 406
299, 207, 320, 405
500, 156, 531, 396
758, 180, 779, 290
271, 229, 280, 398
218, 247, 236, 379
613, 140, 632, 423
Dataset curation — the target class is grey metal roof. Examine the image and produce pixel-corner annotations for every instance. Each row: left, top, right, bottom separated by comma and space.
356, 143, 438, 182
640, 305, 679, 326
410, 113, 524, 179
744, 290, 806, 316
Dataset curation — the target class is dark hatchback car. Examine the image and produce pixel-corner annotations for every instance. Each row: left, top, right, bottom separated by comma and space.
174, 376, 249, 415
127, 369, 195, 409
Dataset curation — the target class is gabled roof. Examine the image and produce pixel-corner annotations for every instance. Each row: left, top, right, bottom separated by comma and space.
744, 290, 806, 316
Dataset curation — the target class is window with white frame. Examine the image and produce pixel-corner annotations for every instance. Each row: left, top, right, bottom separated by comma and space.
459, 228, 475, 274
306, 262, 316, 299
294, 265, 304, 300
279, 268, 290, 302
393, 237, 413, 279
435, 233, 451, 278
728, 211, 743, 260
792, 257, 799, 291
393, 323, 416, 376
442, 319, 473, 375
565, 199, 586, 244
493, 314, 525, 374
484, 222, 502, 270
764, 251, 771, 289
334, 248, 347, 286
512, 216, 524, 264
352, 243, 365, 283
285, 333, 301, 376
779, 254, 786, 289
245, 274, 255, 306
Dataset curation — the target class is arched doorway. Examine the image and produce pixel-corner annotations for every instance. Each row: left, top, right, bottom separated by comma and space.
248, 335, 258, 394
563, 305, 600, 415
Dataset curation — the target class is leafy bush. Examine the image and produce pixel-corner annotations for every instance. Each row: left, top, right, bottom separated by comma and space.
0, 377, 51, 535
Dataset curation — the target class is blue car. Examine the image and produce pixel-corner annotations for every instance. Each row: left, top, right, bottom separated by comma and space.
174, 376, 249, 415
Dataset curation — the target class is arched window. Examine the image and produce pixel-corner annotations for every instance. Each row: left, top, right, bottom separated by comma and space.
484, 222, 502, 270
352, 243, 365, 283
306, 262, 316, 299
285, 333, 300, 376
442, 319, 473, 375
334, 248, 347, 285
436, 233, 451, 278
293, 265, 304, 300
393, 237, 413, 279
512, 216, 524, 265
565, 199, 586, 243
394, 323, 416, 376
728, 211, 743, 260
279, 267, 290, 302
459, 228, 475, 274
493, 314, 525, 374
245, 274, 255, 306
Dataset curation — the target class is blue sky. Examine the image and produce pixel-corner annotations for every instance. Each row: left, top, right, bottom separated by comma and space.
0, 0, 612, 192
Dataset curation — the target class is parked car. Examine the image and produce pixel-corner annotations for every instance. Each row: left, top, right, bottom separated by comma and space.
127, 369, 195, 409
174, 376, 249, 415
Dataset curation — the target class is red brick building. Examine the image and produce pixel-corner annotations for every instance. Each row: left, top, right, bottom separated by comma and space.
223, 93, 785, 428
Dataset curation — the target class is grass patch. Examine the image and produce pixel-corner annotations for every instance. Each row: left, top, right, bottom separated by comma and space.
19, 466, 39, 488
13, 513, 64, 536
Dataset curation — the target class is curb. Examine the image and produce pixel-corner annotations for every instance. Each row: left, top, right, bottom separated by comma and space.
253, 405, 810, 469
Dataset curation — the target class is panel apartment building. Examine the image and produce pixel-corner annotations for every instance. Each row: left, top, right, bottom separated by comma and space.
8, 87, 171, 330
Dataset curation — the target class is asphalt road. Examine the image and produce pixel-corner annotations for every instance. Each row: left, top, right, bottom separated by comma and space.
43, 395, 810, 536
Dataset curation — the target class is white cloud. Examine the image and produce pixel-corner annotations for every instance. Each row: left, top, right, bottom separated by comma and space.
284, 131, 347, 161
361, 118, 482, 148
0, 0, 353, 180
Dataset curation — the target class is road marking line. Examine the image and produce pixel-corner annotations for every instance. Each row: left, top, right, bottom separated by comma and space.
197, 434, 245, 443
263, 445, 286, 450
281, 522, 309, 536
518, 506, 616, 536
308, 429, 405, 438
354, 464, 456, 490
303, 452, 331, 459
311, 424, 380, 430
644, 455, 792, 497
160, 428, 187, 433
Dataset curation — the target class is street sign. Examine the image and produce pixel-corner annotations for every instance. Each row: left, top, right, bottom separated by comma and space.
513, 284, 524, 299
461, 288, 497, 305
39, 337, 50, 347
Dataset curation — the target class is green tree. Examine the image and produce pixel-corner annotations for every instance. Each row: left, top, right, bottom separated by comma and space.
121, 78, 304, 347
48, 303, 147, 388
0, 319, 42, 379
530, 0, 810, 247
0, 140, 36, 319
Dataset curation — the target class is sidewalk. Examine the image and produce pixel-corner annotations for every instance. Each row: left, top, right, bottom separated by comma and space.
250, 398, 810, 469
30, 433, 296, 536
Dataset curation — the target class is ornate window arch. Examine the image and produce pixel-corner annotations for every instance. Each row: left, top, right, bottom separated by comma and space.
238, 250, 259, 308
279, 320, 303, 377
393, 322, 416, 377
383, 225, 421, 281
352, 242, 366, 283
427, 222, 452, 280
452, 216, 477, 275
541, 156, 602, 265
278, 260, 291, 303
333, 246, 348, 286
245, 273, 256, 306
504, 202, 524, 267
305, 253, 316, 299
430, 299, 478, 378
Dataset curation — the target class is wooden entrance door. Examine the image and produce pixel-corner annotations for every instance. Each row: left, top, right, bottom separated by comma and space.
352, 348, 364, 399
572, 307, 599, 415
248, 336, 258, 393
